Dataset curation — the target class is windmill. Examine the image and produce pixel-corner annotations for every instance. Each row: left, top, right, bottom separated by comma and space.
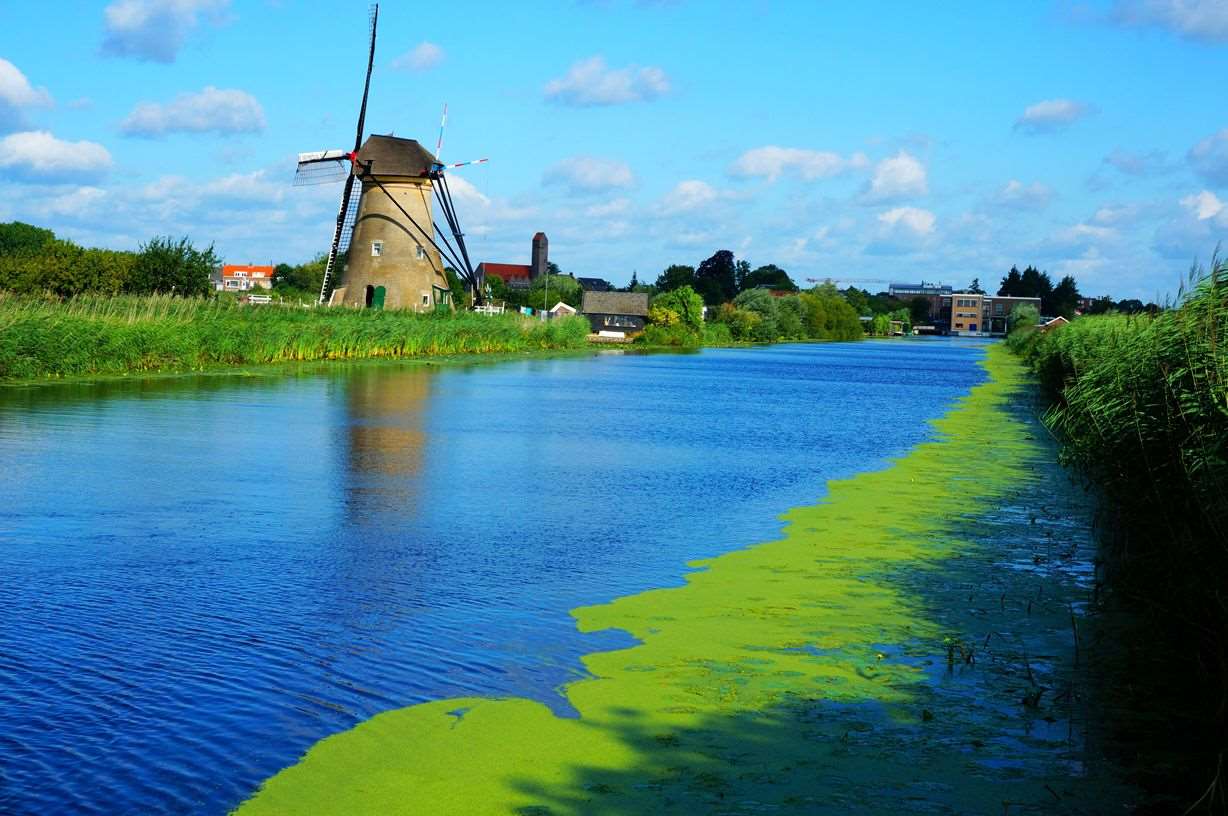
293, 5, 487, 309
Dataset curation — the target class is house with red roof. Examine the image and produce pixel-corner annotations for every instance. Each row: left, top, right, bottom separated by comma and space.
217, 264, 275, 292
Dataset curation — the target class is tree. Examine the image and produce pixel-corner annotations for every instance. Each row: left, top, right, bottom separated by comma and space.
275, 254, 327, 295
776, 295, 804, 338
127, 236, 216, 296
1084, 296, 1114, 315
731, 288, 779, 340
909, 296, 932, 325
444, 266, 467, 308
842, 286, 871, 315
998, 266, 1023, 296
0, 221, 55, 257
694, 250, 738, 306
741, 264, 798, 293
1050, 275, 1081, 318
1116, 298, 1146, 314
734, 259, 751, 292
645, 285, 706, 346
654, 264, 696, 293
529, 273, 582, 309
1008, 303, 1040, 334
625, 270, 639, 292
968, 277, 985, 294
546, 261, 562, 277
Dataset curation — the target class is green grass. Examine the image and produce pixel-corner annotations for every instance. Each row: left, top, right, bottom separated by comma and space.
0, 293, 591, 381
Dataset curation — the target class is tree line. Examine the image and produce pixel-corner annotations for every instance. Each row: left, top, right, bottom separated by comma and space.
0, 222, 218, 298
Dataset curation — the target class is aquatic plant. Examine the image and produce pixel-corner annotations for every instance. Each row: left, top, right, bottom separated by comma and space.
0, 293, 591, 381
235, 347, 1122, 814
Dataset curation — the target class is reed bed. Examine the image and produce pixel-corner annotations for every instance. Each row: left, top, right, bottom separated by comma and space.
0, 293, 591, 380
1010, 259, 1228, 810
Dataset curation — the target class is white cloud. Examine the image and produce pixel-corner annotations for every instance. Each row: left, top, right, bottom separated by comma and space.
655, 179, 728, 216
863, 151, 928, 202
729, 146, 868, 182
1091, 203, 1147, 225
32, 186, 109, 219
583, 197, 632, 217
1046, 222, 1117, 252
0, 58, 53, 132
1180, 190, 1225, 220
1103, 147, 1171, 177
1111, 0, 1228, 43
543, 156, 634, 195
391, 42, 444, 71
1014, 99, 1092, 134
992, 179, 1053, 210
545, 56, 669, 106
1188, 128, 1228, 187
121, 86, 265, 137
0, 131, 113, 180
0, 58, 52, 110
200, 169, 285, 205
102, 0, 230, 63
878, 206, 935, 236
865, 206, 935, 255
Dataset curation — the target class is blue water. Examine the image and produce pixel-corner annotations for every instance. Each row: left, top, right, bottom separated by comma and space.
0, 339, 990, 814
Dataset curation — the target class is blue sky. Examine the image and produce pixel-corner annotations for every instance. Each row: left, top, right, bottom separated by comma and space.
2, 1, 1228, 298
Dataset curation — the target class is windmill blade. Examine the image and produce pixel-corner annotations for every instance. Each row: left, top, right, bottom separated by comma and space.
294, 150, 351, 186
352, 4, 379, 154
442, 158, 488, 170
434, 103, 447, 160
317, 174, 361, 304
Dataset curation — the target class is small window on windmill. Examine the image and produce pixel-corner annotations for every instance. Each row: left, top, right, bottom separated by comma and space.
422, 293, 430, 306
371, 240, 383, 257
415, 244, 426, 261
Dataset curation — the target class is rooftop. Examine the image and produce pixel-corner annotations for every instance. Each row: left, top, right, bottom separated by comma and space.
355, 135, 437, 179
582, 291, 649, 316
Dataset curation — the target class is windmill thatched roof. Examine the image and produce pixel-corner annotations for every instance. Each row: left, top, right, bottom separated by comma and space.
581, 291, 649, 316
355, 135, 436, 178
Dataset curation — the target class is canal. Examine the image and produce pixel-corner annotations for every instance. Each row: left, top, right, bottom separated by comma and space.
0, 340, 1125, 813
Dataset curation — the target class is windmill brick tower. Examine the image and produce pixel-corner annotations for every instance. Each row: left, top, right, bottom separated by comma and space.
292, 5, 485, 310
328, 135, 450, 311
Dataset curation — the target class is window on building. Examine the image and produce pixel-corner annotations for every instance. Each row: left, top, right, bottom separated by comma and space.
372, 240, 383, 257
416, 245, 426, 260
995, 303, 1004, 314
422, 294, 430, 306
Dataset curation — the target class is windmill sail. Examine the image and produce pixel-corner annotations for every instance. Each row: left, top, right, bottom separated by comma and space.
293, 150, 349, 186
317, 4, 379, 306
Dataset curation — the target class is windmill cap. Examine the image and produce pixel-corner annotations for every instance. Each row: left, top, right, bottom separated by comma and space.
355, 135, 436, 178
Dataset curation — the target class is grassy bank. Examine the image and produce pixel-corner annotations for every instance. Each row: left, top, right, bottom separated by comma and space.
1009, 261, 1227, 811
236, 346, 1131, 814
0, 293, 591, 381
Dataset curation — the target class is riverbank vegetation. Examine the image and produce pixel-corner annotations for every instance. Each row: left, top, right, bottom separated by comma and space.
1008, 258, 1227, 811
0, 293, 590, 381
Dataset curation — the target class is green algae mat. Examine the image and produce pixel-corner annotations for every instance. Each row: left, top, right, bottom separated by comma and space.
236, 345, 1134, 814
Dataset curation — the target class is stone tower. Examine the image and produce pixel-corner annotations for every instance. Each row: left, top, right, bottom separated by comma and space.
530, 232, 548, 281
329, 135, 452, 312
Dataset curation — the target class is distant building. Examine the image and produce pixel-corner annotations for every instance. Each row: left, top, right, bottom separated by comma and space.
476, 262, 533, 290
478, 232, 548, 292
754, 284, 796, 298
1040, 315, 1070, 332
946, 292, 1043, 335
218, 264, 275, 292
577, 277, 613, 292
581, 291, 649, 337
889, 282, 952, 298
981, 295, 1041, 335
